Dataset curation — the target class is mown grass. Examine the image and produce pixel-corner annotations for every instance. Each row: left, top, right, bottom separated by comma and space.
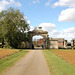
0, 50, 29, 75
43, 50, 75, 75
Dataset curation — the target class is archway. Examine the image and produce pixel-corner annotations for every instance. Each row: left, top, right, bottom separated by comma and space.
32, 35, 44, 49
29, 27, 50, 49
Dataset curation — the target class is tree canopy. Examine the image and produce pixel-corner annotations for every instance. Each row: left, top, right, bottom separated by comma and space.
0, 7, 30, 48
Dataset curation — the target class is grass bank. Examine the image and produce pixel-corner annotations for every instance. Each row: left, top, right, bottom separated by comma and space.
43, 50, 75, 75
0, 50, 29, 75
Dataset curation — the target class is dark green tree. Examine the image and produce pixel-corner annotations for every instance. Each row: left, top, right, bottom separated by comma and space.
0, 7, 30, 48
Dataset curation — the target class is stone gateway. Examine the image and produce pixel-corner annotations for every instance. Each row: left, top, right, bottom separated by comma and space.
29, 27, 50, 49
29, 27, 75, 49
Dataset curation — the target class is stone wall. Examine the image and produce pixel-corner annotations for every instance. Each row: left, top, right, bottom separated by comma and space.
50, 38, 67, 49
50, 40, 58, 49
71, 39, 75, 49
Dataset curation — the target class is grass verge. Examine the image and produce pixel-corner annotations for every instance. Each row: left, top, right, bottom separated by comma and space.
43, 50, 75, 75
0, 50, 29, 75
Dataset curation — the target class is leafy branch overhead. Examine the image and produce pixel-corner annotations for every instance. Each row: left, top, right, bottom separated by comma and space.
0, 7, 30, 48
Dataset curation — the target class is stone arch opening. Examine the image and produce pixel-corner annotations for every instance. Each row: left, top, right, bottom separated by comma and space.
28, 27, 50, 49
32, 35, 44, 49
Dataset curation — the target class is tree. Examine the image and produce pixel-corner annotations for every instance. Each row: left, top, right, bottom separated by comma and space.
0, 7, 30, 48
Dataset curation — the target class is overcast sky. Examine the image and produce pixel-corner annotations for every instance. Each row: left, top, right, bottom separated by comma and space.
0, 0, 75, 41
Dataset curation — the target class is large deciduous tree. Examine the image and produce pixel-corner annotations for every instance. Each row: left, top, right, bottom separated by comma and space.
0, 7, 30, 48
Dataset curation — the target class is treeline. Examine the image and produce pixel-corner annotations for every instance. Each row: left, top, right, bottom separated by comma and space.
0, 7, 30, 49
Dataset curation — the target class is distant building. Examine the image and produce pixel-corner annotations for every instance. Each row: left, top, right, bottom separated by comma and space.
33, 36, 75, 49
50, 38, 67, 49
37, 39, 44, 46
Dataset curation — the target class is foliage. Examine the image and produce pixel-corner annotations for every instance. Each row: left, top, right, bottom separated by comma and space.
3, 43, 12, 49
0, 7, 30, 48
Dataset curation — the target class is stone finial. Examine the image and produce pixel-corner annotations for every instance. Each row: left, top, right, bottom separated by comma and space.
34, 27, 37, 30
39, 27, 42, 30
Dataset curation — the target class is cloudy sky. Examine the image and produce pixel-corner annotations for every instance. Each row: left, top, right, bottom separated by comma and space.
0, 0, 75, 41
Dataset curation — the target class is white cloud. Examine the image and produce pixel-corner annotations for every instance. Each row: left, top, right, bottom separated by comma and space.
32, 0, 40, 4
49, 27, 75, 42
33, 1, 36, 4
50, 30, 61, 35
53, 0, 75, 22
14, 2, 21, 7
53, 0, 75, 8
10, 0, 21, 7
0, 0, 9, 12
45, 0, 51, 6
38, 22, 75, 41
0, 0, 21, 12
27, 20, 31, 24
37, 0, 40, 3
32, 35, 43, 41
39, 23, 56, 32
58, 8, 75, 21
29, 26, 34, 31
64, 27, 75, 33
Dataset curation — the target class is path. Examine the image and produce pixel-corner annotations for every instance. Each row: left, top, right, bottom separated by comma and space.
3, 50, 50, 75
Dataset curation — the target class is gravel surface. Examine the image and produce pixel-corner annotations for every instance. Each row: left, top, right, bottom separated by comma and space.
3, 50, 50, 75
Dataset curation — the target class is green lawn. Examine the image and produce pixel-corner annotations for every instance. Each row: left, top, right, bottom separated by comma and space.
0, 50, 29, 75
43, 50, 75, 75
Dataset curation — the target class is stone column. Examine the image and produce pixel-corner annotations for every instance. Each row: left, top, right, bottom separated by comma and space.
71, 40, 74, 49
44, 34, 48, 49
64, 40, 67, 49
47, 36, 50, 49
44, 37, 48, 49
43, 38, 46, 49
